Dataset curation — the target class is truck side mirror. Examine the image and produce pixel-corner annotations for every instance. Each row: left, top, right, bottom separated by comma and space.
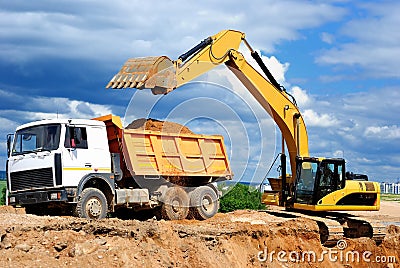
6, 134, 13, 157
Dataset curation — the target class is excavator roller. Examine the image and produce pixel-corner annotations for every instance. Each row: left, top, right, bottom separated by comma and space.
106, 56, 177, 94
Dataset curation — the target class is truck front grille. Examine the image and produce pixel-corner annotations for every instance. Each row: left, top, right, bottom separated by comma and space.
10, 167, 54, 191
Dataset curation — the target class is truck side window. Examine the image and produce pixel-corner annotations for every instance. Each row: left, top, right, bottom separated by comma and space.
65, 126, 88, 149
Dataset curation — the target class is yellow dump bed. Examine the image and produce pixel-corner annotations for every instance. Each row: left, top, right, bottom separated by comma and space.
123, 129, 231, 177
95, 114, 232, 179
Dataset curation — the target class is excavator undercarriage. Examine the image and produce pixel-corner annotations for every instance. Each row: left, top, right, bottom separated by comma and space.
262, 208, 385, 246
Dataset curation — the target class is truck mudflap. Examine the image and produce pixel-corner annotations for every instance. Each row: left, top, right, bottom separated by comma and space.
8, 188, 70, 206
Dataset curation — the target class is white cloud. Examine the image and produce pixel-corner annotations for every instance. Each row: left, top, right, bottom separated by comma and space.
0, 89, 113, 122
316, 2, 400, 78
321, 32, 334, 44
364, 125, 400, 139
342, 87, 400, 124
302, 109, 339, 127
0, 1, 347, 64
69, 100, 112, 118
0, 117, 19, 131
288, 86, 312, 107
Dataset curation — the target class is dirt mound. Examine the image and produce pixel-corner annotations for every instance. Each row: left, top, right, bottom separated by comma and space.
388, 225, 400, 235
126, 118, 194, 134
0, 205, 25, 214
0, 207, 399, 267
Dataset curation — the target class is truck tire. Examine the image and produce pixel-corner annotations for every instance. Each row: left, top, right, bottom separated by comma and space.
190, 186, 219, 220
75, 188, 108, 219
161, 187, 189, 220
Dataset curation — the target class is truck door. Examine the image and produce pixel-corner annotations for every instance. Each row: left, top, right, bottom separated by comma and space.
62, 125, 92, 186
62, 124, 111, 187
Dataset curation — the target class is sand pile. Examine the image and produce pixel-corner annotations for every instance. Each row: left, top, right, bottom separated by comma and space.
126, 118, 194, 134
0, 207, 399, 267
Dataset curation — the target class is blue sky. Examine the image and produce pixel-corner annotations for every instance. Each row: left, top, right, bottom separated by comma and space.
1, 0, 399, 182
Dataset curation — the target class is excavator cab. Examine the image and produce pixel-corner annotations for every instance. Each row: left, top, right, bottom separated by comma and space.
294, 158, 345, 206
291, 157, 379, 211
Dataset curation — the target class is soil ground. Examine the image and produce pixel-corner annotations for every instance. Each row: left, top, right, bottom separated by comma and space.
0, 202, 399, 268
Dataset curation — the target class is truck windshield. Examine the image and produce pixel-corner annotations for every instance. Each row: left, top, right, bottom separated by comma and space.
12, 124, 61, 155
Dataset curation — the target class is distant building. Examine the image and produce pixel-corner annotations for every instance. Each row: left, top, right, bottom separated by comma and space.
380, 182, 400, 194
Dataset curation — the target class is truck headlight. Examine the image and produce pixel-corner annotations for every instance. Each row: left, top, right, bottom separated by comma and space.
50, 192, 61, 200
9, 196, 15, 203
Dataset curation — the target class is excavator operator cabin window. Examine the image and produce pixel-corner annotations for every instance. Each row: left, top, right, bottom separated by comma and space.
336, 163, 344, 189
319, 163, 335, 187
316, 162, 341, 201
65, 126, 88, 149
295, 161, 318, 204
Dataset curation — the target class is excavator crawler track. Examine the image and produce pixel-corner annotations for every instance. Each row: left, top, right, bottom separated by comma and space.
262, 209, 386, 247
330, 213, 386, 245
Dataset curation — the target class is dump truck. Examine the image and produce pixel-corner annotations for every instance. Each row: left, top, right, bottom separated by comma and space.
6, 114, 232, 220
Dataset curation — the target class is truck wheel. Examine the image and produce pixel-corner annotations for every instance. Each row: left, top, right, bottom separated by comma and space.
190, 186, 219, 220
75, 188, 108, 219
161, 187, 189, 220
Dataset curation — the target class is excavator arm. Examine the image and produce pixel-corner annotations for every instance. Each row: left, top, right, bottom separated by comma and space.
106, 29, 309, 178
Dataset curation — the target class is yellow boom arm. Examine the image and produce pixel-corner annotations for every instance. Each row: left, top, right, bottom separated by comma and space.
107, 29, 309, 176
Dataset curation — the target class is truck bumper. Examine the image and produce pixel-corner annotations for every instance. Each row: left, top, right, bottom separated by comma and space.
8, 188, 71, 206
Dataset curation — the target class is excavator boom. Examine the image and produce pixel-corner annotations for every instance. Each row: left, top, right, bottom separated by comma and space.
106, 29, 309, 179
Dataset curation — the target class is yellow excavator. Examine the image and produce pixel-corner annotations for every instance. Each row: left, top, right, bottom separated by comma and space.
106, 30, 384, 245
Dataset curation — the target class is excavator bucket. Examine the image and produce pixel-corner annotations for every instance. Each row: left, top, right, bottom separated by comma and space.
106, 56, 177, 94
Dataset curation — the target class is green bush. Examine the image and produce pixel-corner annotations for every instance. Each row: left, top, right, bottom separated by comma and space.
0, 185, 6, 205
219, 183, 265, 213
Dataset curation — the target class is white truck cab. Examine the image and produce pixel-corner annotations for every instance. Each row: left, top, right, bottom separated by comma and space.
7, 119, 115, 216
